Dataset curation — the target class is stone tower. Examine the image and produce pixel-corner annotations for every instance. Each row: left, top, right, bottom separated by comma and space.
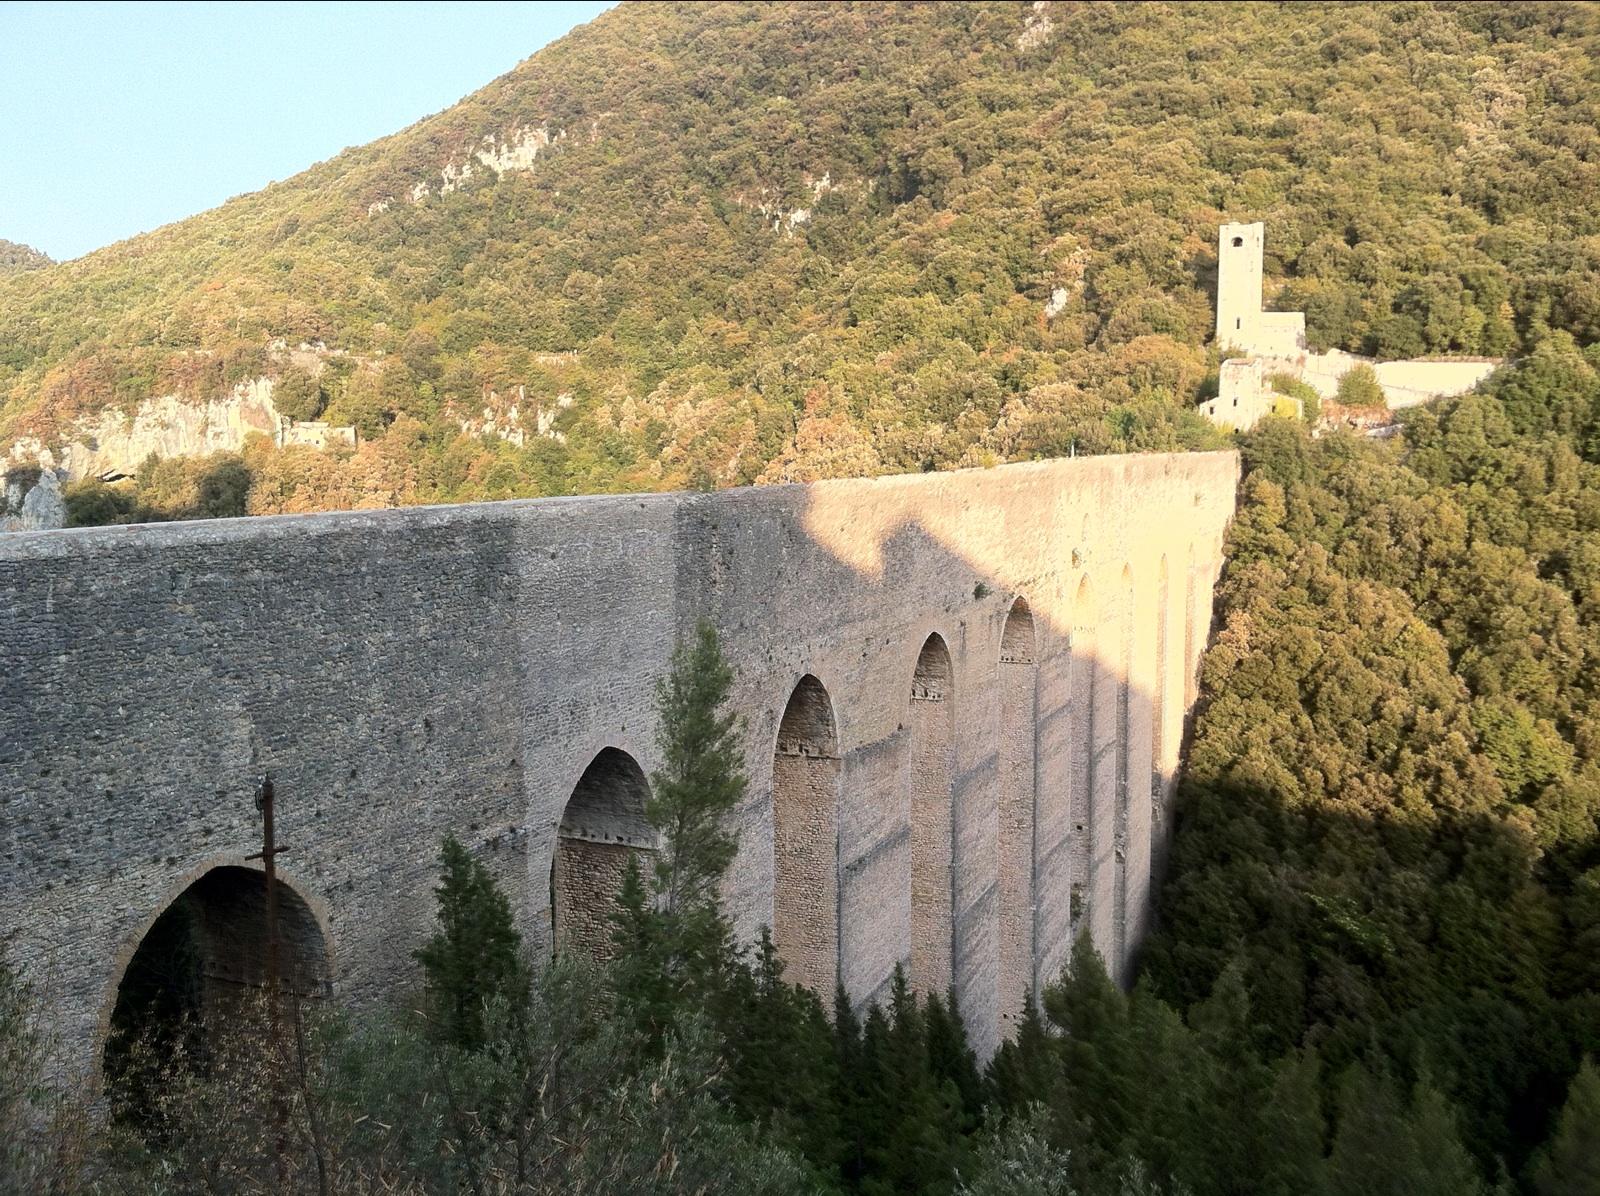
1216, 221, 1265, 348
1214, 221, 1304, 357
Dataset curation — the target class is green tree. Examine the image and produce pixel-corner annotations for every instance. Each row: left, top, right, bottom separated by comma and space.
1335, 364, 1386, 409
612, 621, 746, 1044
413, 835, 529, 1050
1531, 1061, 1600, 1196
273, 364, 326, 422
1323, 1067, 1486, 1196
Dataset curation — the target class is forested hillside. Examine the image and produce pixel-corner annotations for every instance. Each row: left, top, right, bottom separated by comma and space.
3, 1, 1598, 519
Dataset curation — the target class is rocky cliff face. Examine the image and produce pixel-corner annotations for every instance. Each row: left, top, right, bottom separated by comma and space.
1, 468, 64, 531
5, 378, 356, 482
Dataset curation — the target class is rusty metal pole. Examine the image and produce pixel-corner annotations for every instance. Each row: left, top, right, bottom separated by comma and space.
260, 773, 281, 1038
252, 772, 288, 1187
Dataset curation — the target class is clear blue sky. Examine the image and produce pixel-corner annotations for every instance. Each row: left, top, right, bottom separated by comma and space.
0, 1, 613, 261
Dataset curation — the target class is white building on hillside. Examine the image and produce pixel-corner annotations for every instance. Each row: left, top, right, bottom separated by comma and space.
1202, 220, 1503, 432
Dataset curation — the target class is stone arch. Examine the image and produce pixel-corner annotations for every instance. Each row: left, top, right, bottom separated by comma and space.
102, 864, 332, 1115
1112, 564, 1136, 977
1066, 576, 1096, 957
773, 674, 841, 993
552, 747, 655, 963
1183, 542, 1200, 709
997, 598, 1038, 1026
908, 633, 955, 998
1152, 557, 1171, 869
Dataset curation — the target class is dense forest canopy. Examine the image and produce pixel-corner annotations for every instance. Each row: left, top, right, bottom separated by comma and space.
2, 1, 1598, 518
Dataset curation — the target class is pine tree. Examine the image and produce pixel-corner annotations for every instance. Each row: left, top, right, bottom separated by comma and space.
649, 620, 745, 929
1150, 959, 1324, 1196
860, 965, 969, 1194
1531, 1060, 1600, 1196
835, 983, 871, 1187
611, 621, 746, 1045
1323, 1065, 1487, 1196
926, 989, 984, 1132
1043, 935, 1135, 1186
718, 927, 842, 1171
413, 835, 528, 1051
985, 993, 1060, 1117
609, 853, 673, 1043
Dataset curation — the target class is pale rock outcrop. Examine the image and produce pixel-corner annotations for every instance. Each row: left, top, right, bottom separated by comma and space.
1, 468, 65, 532
5, 378, 356, 483
1018, 1, 1056, 50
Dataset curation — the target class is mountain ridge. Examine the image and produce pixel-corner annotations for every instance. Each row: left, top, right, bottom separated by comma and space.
3, 1, 1597, 520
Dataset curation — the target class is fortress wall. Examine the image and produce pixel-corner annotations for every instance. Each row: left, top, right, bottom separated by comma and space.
1298, 349, 1501, 407
0, 451, 1238, 1071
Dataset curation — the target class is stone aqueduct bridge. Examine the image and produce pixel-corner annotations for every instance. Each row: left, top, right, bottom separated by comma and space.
0, 451, 1238, 1072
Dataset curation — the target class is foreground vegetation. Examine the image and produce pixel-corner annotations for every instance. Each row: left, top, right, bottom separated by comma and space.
7, 1, 1600, 517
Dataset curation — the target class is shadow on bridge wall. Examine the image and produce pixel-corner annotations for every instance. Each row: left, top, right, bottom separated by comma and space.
530, 457, 1235, 1056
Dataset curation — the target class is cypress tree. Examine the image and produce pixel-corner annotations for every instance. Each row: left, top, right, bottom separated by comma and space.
413, 835, 528, 1051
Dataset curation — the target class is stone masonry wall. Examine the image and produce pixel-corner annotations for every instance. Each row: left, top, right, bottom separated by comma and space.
0, 451, 1237, 1073
554, 839, 637, 964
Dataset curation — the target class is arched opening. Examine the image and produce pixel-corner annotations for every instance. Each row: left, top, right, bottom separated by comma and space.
1152, 556, 1173, 881
773, 675, 840, 993
908, 633, 955, 998
1231, 235, 1244, 248
1111, 565, 1136, 977
1066, 578, 1096, 957
997, 599, 1037, 1027
553, 747, 655, 964
103, 866, 330, 1125
1183, 544, 1199, 710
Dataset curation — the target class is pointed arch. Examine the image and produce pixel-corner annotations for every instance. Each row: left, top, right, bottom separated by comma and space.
1066, 576, 1097, 962
553, 747, 655, 963
908, 633, 955, 998
997, 598, 1038, 1028
773, 675, 841, 993
1152, 554, 1176, 883
1111, 564, 1136, 978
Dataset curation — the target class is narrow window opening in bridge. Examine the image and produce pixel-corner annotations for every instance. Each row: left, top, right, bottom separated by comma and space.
553, 748, 655, 964
103, 866, 330, 1130
772, 675, 840, 994
908, 634, 955, 998
997, 599, 1038, 1030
